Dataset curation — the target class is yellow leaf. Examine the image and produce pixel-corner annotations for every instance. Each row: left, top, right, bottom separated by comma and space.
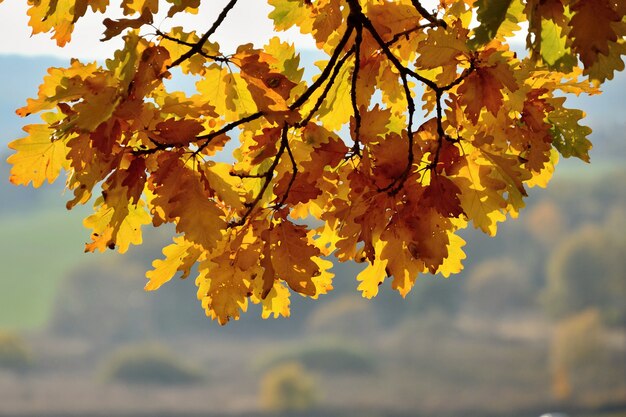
357, 257, 388, 300
7, 113, 70, 188
145, 236, 203, 291
196, 259, 249, 325
357, 241, 388, 299
251, 277, 291, 319
526, 149, 558, 188
437, 230, 466, 278
270, 221, 321, 297
83, 198, 151, 254
415, 25, 469, 70
310, 257, 334, 299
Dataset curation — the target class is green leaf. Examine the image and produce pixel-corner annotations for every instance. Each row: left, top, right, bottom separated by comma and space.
268, 0, 305, 32
548, 101, 592, 162
469, 0, 513, 48
540, 19, 576, 72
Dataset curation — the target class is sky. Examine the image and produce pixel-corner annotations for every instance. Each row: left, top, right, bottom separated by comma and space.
0, 1, 316, 59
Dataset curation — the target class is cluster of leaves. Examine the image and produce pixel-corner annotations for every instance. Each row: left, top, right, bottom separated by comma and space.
6, 0, 625, 324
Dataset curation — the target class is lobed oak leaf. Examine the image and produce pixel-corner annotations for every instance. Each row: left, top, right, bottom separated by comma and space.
470, 0, 524, 48
165, 0, 201, 17
311, 0, 343, 46
584, 40, 626, 84
311, 221, 341, 257
355, 104, 391, 145
196, 259, 249, 325
437, 230, 467, 278
316, 61, 352, 130
423, 174, 464, 218
568, 0, 620, 70
547, 99, 592, 162
380, 236, 423, 298
121, 0, 159, 16
65, 134, 121, 209
268, 0, 308, 32
149, 155, 226, 250
416, 25, 469, 69
102, 8, 154, 41
458, 60, 517, 123
355, 55, 383, 110
7, 114, 70, 188
526, 148, 558, 189
127, 46, 171, 101
269, 221, 321, 297
367, 2, 419, 43
72, 86, 119, 132
26, 0, 75, 46
145, 236, 203, 291
72, 0, 108, 23
260, 282, 291, 319
370, 132, 409, 186
539, 19, 577, 72
273, 171, 322, 206
153, 118, 204, 146
17, 60, 100, 117
310, 257, 334, 299
236, 50, 298, 116
250, 269, 291, 319
456, 172, 506, 236
401, 211, 451, 274
356, 241, 388, 299
83, 197, 151, 254
201, 162, 245, 211
155, 90, 218, 119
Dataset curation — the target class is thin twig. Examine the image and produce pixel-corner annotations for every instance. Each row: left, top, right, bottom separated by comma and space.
275, 134, 298, 207
350, 24, 363, 156
167, 0, 239, 69
154, 28, 230, 63
410, 0, 447, 29
290, 24, 355, 110
229, 125, 289, 227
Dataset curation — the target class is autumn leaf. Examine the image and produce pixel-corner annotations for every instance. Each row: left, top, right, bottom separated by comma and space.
568, 0, 620, 70
102, 9, 154, 41
5, 0, 625, 324
153, 119, 205, 146
270, 221, 321, 296
7, 113, 70, 188
145, 236, 203, 291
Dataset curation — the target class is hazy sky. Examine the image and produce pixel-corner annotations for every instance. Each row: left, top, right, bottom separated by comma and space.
0, 1, 316, 59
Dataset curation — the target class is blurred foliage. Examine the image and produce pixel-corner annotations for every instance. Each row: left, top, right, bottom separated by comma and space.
101, 343, 203, 385
543, 225, 626, 325
464, 258, 534, 316
49, 259, 154, 343
525, 200, 567, 246
305, 295, 376, 336
549, 309, 606, 400
256, 339, 374, 374
0, 330, 32, 372
259, 361, 316, 412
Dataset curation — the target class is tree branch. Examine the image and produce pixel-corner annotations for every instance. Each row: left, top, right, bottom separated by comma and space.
290, 23, 355, 110
274, 133, 298, 208
410, 0, 447, 29
229, 124, 289, 227
350, 24, 363, 156
154, 27, 230, 63
167, 0, 239, 70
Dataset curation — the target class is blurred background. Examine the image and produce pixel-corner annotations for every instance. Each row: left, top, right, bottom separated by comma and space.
0, 29, 625, 417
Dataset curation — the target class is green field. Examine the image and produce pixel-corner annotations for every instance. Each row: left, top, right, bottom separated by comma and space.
0, 202, 91, 329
